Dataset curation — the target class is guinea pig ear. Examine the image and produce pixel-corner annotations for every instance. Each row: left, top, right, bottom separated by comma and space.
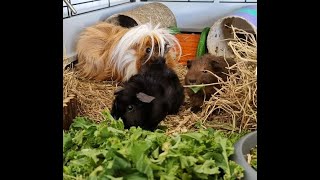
186, 60, 192, 69
136, 92, 155, 103
114, 86, 124, 95
210, 60, 223, 72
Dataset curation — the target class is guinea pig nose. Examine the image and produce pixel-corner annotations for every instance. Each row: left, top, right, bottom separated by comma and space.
189, 79, 196, 84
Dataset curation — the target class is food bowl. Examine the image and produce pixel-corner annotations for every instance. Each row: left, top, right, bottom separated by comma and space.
231, 131, 257, 180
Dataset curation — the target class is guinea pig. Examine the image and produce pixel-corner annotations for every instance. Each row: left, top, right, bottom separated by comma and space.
76, 22, 181, 82
111, 56, 185, 131
184, 54, 236, 112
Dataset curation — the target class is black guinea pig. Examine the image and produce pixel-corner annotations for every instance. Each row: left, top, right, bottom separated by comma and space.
111, 56, 185, 131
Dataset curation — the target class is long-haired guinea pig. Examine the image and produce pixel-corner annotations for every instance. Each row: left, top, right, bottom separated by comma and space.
111, 56, 185, 131
184, 54, 236, 112
76, 22, 181, 82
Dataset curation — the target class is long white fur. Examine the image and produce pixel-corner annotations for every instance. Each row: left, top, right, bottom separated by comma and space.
109, 22, 182, 80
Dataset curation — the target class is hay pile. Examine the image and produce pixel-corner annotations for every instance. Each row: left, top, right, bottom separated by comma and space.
63, 67, 119, 122
202, 26, 257, 132
63, 26, 257, 134
63, 63, 189, 124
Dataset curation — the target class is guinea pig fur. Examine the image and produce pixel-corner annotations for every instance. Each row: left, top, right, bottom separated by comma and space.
76, 22, 181, 82
184, 54, 236, 112
111, 56, 185, 131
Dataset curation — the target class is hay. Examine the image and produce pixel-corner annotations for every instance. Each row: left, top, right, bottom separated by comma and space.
63, 63, 189, 124
63, 25, 256, 134
63, 65, 119, 122
200, 25, 257, 133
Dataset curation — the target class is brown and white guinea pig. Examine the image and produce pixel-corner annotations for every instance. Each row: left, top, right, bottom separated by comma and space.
111, 56, 185, 131
184, 54, 236, 112
75, 22, 181, 82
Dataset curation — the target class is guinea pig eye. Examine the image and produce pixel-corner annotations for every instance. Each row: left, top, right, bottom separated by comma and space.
127, 105, 134, 111
146, 47, 151, 54
165, 43, 169, 50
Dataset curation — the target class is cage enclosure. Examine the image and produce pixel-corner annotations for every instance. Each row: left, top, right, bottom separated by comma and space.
63, 1, 258, 179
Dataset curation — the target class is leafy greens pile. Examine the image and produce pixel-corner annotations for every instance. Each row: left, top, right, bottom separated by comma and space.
63, 111, 244, 180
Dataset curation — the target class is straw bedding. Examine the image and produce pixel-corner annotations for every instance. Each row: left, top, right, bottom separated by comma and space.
63, 26, 257, 134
